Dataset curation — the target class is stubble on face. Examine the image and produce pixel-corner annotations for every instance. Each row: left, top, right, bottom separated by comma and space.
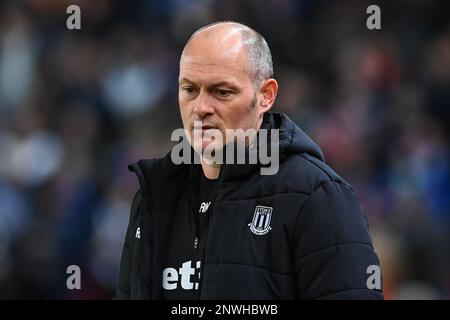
178, 24, 263, 160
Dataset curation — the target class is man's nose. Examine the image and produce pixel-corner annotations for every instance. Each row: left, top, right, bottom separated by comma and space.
193, 92, 214, 118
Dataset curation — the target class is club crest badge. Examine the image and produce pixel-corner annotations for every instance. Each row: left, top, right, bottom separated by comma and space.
248, 205, 273, 235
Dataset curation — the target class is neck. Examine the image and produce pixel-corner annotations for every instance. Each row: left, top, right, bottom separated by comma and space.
201, 160, 221, 179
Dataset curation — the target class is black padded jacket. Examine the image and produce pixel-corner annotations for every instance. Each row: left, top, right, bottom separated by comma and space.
114, 112, 383, 300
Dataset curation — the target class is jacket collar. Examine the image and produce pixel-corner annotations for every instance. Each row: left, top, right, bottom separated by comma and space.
129, 112, 325, 186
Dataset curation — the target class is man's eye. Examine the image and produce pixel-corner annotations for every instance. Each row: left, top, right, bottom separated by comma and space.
216, 89, 232, 97
182, 87, 196, 94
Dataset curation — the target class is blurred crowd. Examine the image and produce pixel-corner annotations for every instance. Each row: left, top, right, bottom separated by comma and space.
0, 0, 449, 299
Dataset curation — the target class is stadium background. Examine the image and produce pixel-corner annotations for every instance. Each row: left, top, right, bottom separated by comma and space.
0, 0, 449, 299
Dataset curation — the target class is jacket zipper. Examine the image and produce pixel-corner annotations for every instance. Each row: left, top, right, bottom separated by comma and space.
194, 236, 199, 250
196, 166, 223, 298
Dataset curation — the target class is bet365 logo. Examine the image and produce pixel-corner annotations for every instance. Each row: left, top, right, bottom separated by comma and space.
162, 260, 202, 290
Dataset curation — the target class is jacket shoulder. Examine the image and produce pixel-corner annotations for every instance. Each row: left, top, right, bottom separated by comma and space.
277, 153, 353, 195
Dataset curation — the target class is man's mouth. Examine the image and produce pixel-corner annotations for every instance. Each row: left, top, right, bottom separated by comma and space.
201, 125, 215, 131
192, 124, 216, 131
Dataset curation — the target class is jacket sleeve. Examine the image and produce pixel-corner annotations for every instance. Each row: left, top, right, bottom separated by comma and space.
292, 181, 383, 299
113, 190, 142, 300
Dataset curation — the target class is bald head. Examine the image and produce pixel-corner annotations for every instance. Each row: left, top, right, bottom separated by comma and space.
181, 21, 273, 85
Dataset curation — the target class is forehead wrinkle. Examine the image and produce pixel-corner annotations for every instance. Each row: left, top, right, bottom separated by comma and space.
179, 73, 242, 88
181, 60, 245, 73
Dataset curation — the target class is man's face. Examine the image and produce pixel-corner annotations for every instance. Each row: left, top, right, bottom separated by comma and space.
178, 30, 262, 155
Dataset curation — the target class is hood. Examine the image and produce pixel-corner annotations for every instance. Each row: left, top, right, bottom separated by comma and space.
262, 112, 325, 162
128, 112, 325, 185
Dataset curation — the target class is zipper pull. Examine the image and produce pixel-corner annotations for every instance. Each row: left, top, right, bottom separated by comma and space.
279, 127, 285, 139
194, 237, 199, 250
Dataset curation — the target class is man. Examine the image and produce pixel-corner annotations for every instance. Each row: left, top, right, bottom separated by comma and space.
115, 21, 383, 299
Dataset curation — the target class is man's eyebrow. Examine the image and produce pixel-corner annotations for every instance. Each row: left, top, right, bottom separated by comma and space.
179, 78, 240, 90
210, 81, 240, 89
179, 77, 195, 84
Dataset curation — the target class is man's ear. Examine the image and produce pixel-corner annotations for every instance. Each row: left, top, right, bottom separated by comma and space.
258, 78, 278, 114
